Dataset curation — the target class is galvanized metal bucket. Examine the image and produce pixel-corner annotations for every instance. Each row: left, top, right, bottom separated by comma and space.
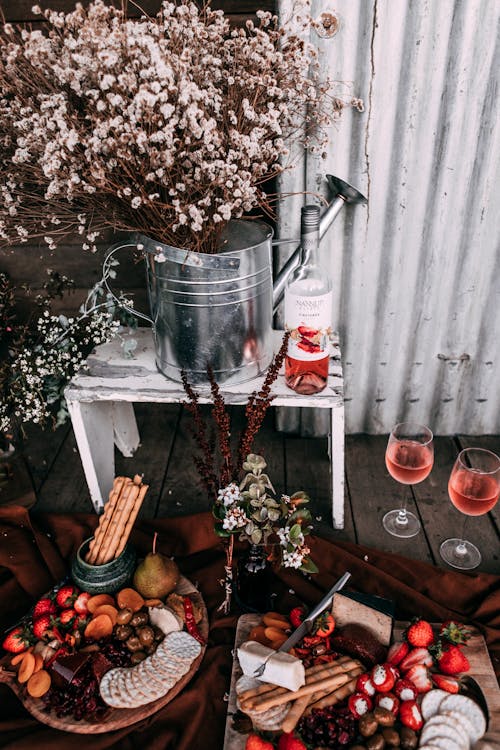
105, 219, 274, 385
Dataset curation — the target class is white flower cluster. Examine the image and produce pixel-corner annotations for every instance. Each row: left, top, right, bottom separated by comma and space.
222, 506, 249, 531
217, 482, 242, 507
277, 524, 311, 569
0, 0, 349, 253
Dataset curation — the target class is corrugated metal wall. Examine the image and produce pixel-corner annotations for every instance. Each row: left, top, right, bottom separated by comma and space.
277, 0, 500, 435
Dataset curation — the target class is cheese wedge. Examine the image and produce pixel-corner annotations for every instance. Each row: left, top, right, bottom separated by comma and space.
237, 641, 305, 692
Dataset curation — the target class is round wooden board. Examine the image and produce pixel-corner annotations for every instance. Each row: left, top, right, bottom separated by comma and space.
0, 576, 208, 733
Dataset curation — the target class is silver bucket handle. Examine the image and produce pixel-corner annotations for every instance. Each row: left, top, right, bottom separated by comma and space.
103, 242, 154, 326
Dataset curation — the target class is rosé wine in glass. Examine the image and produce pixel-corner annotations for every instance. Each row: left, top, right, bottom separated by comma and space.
382, 422, 434, 538
440, 448, 500, 570
385, 441, 434, 485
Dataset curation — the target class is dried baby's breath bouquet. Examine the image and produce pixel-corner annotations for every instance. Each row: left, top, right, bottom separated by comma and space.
0, 0, 356, 254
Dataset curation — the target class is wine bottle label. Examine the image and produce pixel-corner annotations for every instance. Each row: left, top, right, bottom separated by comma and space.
284, 290, 333, 362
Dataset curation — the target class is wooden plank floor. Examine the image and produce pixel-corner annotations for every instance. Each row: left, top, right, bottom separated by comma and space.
9, 405, 500, 575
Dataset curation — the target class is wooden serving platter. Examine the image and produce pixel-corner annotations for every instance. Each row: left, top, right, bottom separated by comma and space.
223, 615, 500, 750
0, 575, 208, 734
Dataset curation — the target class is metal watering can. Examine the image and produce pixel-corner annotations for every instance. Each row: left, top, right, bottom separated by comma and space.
104, 175, 366, 385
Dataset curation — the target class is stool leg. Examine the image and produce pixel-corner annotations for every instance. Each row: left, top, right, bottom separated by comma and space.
330, 406, 345, 529
112, 402, 140, 457
66, 399, 115, 513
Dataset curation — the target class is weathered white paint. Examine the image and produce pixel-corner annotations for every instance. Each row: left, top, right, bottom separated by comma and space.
66, 330, 346, 526
277, 0, 500, 435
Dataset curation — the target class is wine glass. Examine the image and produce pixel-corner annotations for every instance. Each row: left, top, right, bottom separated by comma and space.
383, 422, 434, 538
440, 448, 500, 570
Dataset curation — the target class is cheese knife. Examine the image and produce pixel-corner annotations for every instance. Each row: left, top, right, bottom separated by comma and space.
253, 571, 351, 677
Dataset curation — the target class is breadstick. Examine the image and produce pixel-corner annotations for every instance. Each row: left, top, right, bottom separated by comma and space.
86, 477, 126, 563
97, 481, 139, 563
114, 483, 149, 558
307, 666, 362, 707
306, 671, 361, 713
281, 693, 311, 733
242, 658, 360, 710
237, 655, 355, 704
95, 480, 133, 564
100, 482, 140, 563
243, 672, 352, 713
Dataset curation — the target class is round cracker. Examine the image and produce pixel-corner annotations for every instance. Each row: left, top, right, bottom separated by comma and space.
422, 734, 468, 750
421, 689, 448, 720
441, 709, 477, 743
439, 694, 487, 743
420, 715, 467, 747
162, 631, 201, 662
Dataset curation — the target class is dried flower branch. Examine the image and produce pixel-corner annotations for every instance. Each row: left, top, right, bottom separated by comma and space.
0, 0, 356, 254
236, 329, 290, 471
180, 369, 218, 499
207, 364, 233, 487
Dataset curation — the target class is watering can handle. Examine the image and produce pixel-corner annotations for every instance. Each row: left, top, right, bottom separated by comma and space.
103, 242, 154, 326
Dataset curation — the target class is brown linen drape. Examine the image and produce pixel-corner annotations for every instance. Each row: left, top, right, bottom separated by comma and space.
0, 506, 498, 749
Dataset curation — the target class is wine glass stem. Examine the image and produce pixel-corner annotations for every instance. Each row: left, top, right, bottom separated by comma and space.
396, 495, 408, 525
456, 515, 469, 556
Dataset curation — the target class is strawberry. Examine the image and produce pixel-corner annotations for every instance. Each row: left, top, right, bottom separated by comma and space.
32, 614, 53, 640
375, 692, 399, 715
59, 608, 77, 627
277, 733, 307, 750
405, 618, 434, 648
74, 592, 91, 615
246, 734, 274, 750
2, 625, 32, 654
394, 677, 417, 702
314, 612, 335, 638
356, 673, 376, 697
432, 673, 460, 693
33, 597, 56, 619
399, 699, 423, 731
73, 612, 89, 630
55, 584, 78, 609
439, 620, 472, 645
434, 643, 470, 675
289, 607, 306, 629
370, 664, 395, 693
387, 640, 409, 666
400, 647, 433, 671
348, 692, 373, 718
404, 663, 432, 693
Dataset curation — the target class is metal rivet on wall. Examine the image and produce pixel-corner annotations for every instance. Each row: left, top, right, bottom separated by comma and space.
314, 11, 340, 38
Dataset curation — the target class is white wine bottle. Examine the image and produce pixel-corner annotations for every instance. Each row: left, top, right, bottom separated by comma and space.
284, 205, 332, 395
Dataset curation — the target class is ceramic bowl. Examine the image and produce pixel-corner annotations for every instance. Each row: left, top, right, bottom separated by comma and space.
71, 537, 136, 594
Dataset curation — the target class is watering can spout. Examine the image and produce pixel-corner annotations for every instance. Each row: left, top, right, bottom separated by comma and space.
271, 174, 367, 314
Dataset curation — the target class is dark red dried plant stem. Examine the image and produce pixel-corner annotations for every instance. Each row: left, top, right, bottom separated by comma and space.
181, 370, 218, 498
236, 330, 290, 472
207, 365, 233, 487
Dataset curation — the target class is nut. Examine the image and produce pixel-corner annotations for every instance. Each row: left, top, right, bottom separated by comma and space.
382, 728, 400, 746
359, 712, 378, 738
116, 607, 133, 625
130, 651, 147, 664
366, 734, 386, 750
373, 706, 395, 727
399, 727, 418, 750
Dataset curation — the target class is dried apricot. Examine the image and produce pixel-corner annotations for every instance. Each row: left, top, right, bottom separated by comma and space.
32, 653, 44, 674
18, 652, 36, 683
262, 613, 290, 631
84, 613, 113, 640
11, 652, 28, 666
249, 625, 273, 647
92, 604, 118, 625
116, 588, 144, 613
27, 669, 51, 698
144, 598, 163, 607
87, 594, 115, 613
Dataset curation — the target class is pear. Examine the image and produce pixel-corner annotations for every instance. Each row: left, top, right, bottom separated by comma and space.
133, 533, 179, 599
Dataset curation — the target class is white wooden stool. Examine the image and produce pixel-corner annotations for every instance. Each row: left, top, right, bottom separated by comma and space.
64, 329, 345, 527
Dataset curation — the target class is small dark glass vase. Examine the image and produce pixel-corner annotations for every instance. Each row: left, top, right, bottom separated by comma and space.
235, 543, 274, 613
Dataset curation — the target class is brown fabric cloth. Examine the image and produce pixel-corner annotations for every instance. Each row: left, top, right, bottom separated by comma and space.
0, 506, 498, 749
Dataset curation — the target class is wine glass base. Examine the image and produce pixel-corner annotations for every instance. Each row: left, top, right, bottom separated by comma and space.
382, 509, 421, 538
440, 538, 482, 570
